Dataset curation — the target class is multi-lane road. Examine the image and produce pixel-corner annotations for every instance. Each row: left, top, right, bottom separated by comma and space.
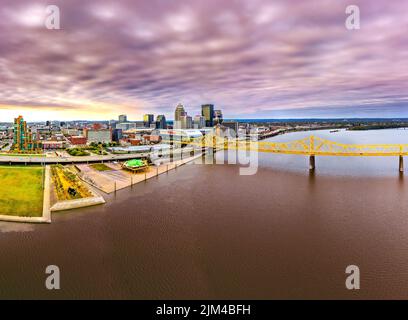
0, 146, 197, 165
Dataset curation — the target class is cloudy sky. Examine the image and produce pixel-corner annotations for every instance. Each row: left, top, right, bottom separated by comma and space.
0, 0, 407, 121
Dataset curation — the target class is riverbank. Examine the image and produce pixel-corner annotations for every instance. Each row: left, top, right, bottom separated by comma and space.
50, 187, 105, 212
0, 152, 204, 222
76, 153, 203, 194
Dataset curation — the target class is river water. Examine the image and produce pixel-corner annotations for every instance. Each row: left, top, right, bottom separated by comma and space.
1, 129, 408, 299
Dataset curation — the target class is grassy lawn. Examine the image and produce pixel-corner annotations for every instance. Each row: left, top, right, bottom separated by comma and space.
90, 163, 112, 171
0, 166, 44, 217
66, 148, 90, 156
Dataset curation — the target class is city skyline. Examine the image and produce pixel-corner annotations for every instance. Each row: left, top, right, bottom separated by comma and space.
2, 0, 408, 303
1, 0, 408, 121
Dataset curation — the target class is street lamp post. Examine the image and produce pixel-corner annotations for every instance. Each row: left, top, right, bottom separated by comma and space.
42, 142, 45, 190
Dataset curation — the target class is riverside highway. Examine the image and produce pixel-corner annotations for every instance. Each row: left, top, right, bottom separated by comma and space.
0, 153, 151, 165
0, 146, 197, 165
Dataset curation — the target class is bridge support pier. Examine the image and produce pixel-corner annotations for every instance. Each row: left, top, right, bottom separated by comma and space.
309, 155, 315, 171
399, 155, 404, 172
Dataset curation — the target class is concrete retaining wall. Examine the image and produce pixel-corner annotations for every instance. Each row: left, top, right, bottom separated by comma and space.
50, 195, 105, 212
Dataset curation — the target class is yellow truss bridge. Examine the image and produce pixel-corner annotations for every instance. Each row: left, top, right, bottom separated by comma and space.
164, 135, 407, 171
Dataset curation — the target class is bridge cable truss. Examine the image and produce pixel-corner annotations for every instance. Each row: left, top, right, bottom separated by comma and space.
164, 135, 408, 157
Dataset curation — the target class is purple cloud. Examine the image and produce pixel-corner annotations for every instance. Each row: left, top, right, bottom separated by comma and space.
0, 0, 407, 120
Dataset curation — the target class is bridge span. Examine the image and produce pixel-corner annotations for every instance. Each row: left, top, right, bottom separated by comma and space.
169, 135, 407, 172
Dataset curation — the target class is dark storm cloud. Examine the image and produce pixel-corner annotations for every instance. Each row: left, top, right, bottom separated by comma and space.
0, 0, 407, 120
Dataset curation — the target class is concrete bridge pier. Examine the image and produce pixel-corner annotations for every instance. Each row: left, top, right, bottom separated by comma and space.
309, 155, 316, 171
399, 155, 404, 172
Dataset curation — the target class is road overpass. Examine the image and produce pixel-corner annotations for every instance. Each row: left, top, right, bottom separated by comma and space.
0, 145, 196, 165
0, 153, 150, 165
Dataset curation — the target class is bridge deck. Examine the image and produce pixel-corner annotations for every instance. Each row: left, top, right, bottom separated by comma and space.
165, 135, 408, 157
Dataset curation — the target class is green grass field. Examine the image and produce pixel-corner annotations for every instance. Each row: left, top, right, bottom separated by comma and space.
0, 166, 44, 217
90, 163, 112, 171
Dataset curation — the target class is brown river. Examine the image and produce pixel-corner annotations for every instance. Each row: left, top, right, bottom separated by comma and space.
1, 129, 408, 299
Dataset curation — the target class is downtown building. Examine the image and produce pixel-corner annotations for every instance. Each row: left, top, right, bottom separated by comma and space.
214, 110, 223, 125
116, 121, 145, 131
13, 115, 40, 152
155, 115, 167, 129
174, 103, 187, 129
84, 128, 112, 143
118, 114, 127, 123
68, 135, 88, 146
193, 115, 206, 129
143, 114, 154, 127
201, 104, 215, 127
173, 103, 222, 129
180, 115, 193, 129
112, 128, 123, 142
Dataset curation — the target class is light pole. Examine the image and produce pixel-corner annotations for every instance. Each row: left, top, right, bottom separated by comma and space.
42, 142, 45, 190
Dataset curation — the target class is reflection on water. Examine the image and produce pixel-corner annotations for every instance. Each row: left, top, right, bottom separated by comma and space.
399, 172, 405, 187
308, 169, 316, 190
0, 222, 35, 233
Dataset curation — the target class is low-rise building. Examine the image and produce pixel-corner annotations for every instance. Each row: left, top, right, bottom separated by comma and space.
42, 141, 66, 149
116, 122, 146, 131
154, 129, 203, 143
69, 135, 87, 145
129, 139, 141, 146
84, 128, 112, 143
62, 128, 80, 136
144, 135, 161, 144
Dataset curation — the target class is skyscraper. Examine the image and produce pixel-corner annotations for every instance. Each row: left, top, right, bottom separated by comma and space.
174, 103, 186, 129
155, 115, 167, 129
201, 104, 214, 127
143, 114, 154, 127
193, 115, 206, 129
13, 115, 38, 151
174, 103, 186, 121
180, 115, 193, 129
214, 110, 223, 125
